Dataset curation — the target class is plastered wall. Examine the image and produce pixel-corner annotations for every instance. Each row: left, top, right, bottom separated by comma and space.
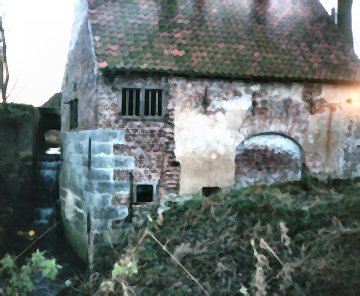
170, 78, 360, 194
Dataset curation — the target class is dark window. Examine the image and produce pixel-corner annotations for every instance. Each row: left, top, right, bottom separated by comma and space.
144, 89, 162, 116
69, 98, 78, 129
202, 187, 221, 197
121, 88, 140, 116
136, 184, 153, 203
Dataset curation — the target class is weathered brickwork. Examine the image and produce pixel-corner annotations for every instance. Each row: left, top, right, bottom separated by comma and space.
235, 146, 302, 187
170, 77, 360, 193
61, 0, 97, 131
60, 0, 360, 266
94, 75, 181, 198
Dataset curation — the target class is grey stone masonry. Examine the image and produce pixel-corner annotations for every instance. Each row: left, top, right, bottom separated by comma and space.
60, 129, 133, 262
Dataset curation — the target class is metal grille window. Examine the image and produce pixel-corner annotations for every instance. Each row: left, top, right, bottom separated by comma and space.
144, 89, 162, 116
69, 98, 78, 129
121, 88, 140, 116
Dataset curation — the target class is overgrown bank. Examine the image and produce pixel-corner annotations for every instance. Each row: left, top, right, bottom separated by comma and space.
94, 177, 360, 296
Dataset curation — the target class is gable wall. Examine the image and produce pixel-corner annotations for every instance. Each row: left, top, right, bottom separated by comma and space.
61, 0, 97, 131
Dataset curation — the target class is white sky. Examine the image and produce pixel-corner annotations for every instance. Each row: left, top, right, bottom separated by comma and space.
0, 0, 359, 106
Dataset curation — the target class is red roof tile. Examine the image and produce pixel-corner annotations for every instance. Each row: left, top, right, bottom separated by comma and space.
87, 0, 360, 81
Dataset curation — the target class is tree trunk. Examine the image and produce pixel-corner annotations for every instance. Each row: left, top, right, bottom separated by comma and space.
0, 16, 9, 103
338, 0, 353, 48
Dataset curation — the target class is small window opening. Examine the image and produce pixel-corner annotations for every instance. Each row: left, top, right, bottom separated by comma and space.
136, 184, 154, 203
202, 187, 221, 197
144, 89, 162, 116
121, 88, 140, 116
69, 98, 78, 129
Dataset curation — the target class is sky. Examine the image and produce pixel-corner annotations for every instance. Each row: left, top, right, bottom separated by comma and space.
0, 0, 359, 106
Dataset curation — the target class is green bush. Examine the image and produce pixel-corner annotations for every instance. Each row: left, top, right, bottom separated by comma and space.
0, 249, 61, 295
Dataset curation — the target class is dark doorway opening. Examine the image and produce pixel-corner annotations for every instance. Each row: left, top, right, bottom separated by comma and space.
136, 184, 154, 203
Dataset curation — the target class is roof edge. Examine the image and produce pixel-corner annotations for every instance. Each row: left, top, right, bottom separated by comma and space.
101, 68, 360, 86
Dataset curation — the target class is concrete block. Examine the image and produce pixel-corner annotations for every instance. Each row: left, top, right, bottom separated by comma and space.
89, 194, 111, 208
90, 129, 125, 143
114, 156, 135, 169
88, 169, 112, 181
91, 218, 111, 231
82, 156, 90, 167
91, 142, 112, 155
63, 221, 88, 261
92, 156, 113, 168
113, 181, 130, 193
93, 206, 128, 219
96, 181, 114, 193
75, 143, 84, 154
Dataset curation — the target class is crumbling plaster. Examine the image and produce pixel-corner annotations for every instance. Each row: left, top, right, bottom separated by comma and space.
171, 78, 360, 194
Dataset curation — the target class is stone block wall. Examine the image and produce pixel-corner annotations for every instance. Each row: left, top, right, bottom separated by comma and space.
60, 129, 132, 262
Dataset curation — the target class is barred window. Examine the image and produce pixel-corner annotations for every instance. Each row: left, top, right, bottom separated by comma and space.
144, 89, 163, 116
121, 88, 140, 116
119, 88, 164, 117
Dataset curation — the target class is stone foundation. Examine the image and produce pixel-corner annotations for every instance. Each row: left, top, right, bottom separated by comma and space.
60, 129, 132, 261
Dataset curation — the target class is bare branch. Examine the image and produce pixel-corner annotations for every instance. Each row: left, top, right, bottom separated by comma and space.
0, 16, 9, 103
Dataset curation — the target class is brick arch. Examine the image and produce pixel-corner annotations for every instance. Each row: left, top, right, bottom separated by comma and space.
234, 132, 304, 187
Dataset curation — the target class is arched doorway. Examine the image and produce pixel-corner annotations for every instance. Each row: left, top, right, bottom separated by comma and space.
234, 133, 303, 187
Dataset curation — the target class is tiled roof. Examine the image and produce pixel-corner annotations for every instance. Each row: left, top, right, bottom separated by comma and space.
87, 0, 360, 82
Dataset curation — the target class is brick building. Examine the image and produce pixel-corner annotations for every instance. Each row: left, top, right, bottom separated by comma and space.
61, 0, 360, 260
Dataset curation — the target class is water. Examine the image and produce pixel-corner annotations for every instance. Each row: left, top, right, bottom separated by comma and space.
34, 207, 54, 225
36, 156, 60, 208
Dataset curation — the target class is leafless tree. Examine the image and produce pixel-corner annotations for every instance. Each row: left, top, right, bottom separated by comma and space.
0, 15, 9, 103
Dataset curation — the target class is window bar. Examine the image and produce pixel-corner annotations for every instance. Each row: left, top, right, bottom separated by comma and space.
128, 89, 134, 116
135, 89, 140, 115
139, 88, 144, 116
154, 90, 160, 115
121, 89, 127, 115
144, 90, 149, 116
158, 91, 162, 116
151, 90, 156, 116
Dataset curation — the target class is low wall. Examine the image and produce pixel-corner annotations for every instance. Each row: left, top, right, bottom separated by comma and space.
0, 103, 41, 253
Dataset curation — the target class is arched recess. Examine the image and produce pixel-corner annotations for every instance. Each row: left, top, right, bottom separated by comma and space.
234, 132, 304, 187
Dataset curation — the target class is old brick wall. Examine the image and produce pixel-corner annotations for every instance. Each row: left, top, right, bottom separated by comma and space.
171, 78, 360, 193
61, 0, 97, 131
94, 74, 180, 199
234, 134, 303, 187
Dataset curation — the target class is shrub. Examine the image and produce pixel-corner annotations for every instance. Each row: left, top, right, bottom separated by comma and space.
0, 249, 61, 295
